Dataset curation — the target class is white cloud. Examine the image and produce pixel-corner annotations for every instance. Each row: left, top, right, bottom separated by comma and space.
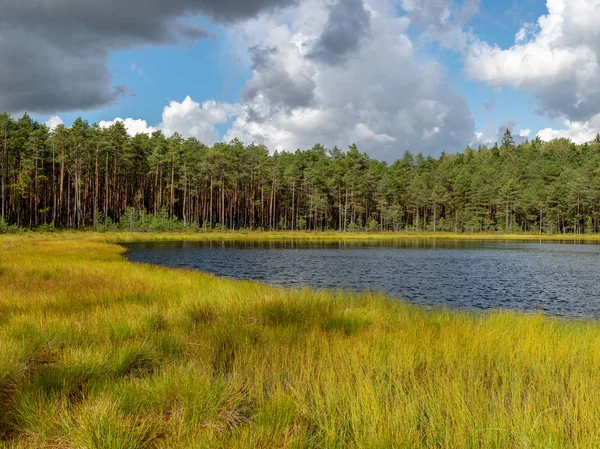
45, 115, 63, 130
514, 22, 537, 44
98, 118, 157, 136
400, 0, 478, 50
226, 106, 342, 151
519, 128, 531, 138
90, 0, 477, 158
223, 0, 474, 159
465, 0, 600, 121
514, 28, 527, 44
96, 96, 239, 144
160, 96, 239, 144
351, 123, 397, 143
472, 123, 495, 146
537, 115, 600, 143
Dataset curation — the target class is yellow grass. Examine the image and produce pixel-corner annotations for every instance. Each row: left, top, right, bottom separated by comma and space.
105, 230, 600, 243
0, 233, 599, 448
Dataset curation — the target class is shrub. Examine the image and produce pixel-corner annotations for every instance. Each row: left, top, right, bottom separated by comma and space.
346, 222, 363, 233
367, 218, 380, 232
212, 224, 229, 232
296, 216, 307, 231
36, 222, 55, 233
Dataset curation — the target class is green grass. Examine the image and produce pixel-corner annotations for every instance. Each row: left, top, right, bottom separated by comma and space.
1, 233, 600, 448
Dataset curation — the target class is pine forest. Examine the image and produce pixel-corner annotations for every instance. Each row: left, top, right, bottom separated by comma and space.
1, 113, 599, 234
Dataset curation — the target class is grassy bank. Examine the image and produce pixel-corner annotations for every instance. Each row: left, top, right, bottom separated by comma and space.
108, 230, 600, 242
1, 234, 600, 448
12, 229, 600, 243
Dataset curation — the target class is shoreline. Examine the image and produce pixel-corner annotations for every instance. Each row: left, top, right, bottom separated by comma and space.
7, 229, 600, 244
120, 236, 600, 323
1, 234, 600, 447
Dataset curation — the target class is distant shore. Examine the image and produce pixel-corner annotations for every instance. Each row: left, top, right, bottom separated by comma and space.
8, 229, 600, 243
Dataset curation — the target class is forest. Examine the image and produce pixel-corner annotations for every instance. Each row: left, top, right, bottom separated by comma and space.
1, 112, 599, 234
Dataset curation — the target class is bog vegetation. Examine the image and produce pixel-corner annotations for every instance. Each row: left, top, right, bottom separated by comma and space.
1, 233, 600, 448
2, 112, 600, 233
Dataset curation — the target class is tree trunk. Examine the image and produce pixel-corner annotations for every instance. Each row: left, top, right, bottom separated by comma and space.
209, 175, 213, 228
170, 156, 175, 217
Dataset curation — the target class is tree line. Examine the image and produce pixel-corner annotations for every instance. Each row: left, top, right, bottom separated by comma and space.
1, 113, 600, 234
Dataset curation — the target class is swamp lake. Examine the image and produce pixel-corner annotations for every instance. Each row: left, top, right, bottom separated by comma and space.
125, 239, 600, 318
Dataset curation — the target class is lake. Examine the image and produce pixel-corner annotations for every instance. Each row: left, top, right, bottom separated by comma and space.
124, 239, 600, 318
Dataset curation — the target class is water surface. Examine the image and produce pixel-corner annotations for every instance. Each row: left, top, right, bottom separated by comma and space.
125, 239, 600, 318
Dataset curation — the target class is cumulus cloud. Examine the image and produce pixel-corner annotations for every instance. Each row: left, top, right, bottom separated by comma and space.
97, 96, 238, 145
537, 116, 600, 143
224, 0, 474, 159
160, 96, 239, 144
309, 0, 371, 65
0, 0, 297, 114
242, 44, 317, 111
465, 0, 600, 122
45, 116, 64, 131
401, 0, 479, 49
351, 123, 397, 144
27, 0, 477, 159
99, 118, 157, 136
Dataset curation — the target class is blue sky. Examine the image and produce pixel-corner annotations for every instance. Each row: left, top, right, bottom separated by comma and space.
461, 0, 554, 135
5, 0, 600, 160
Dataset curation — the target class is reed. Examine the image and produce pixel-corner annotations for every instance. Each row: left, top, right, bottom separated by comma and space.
0, 233, 599, 448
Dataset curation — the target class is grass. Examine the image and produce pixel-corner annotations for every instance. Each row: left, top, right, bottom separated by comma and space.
106, 230, 600, 243
9, 229, 600, 243
1, 233, 600, 447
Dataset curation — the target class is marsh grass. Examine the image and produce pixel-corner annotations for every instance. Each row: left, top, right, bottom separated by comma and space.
1, 234, 600, 447
102, 230, 600, 243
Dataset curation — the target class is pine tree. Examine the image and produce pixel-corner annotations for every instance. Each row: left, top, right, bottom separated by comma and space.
501, 129, 515, 149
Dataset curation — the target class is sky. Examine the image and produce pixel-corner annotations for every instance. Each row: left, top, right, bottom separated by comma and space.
2, 0, 600, 161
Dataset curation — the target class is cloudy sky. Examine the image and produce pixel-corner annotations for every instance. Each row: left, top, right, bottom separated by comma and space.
2, 0, 599, 160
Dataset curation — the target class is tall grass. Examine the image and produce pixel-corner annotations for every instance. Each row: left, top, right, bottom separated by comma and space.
103, 230, 600, 243
7, 229, 600, 243
1, 234, 600, 448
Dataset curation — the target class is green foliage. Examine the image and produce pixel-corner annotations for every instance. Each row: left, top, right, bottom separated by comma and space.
347, 222, 363, 233
212, 223, 229, 232
1, 111, 600, 234
36, 222, 55, 233
367, 218, 380, 232
0, 218, 23, 234
97, 216, 118, 233
119, 207, 138, 232
501, 128, 515, 149
114, 208, 186, 233
585, 216, 594, 234
296, 216, 307, 231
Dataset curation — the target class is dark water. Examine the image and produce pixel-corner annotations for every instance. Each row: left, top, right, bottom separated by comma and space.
124, 239, 600, 318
